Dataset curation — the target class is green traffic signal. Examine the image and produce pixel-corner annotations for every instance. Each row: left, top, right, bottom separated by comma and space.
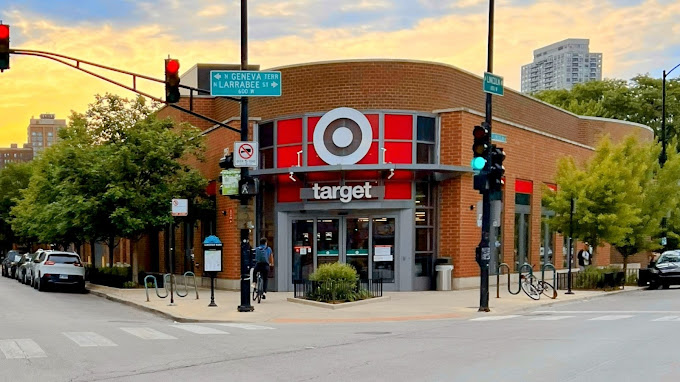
471, 157, 486, 171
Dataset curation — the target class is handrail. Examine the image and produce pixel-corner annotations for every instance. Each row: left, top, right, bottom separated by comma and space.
144, 274, 168, 302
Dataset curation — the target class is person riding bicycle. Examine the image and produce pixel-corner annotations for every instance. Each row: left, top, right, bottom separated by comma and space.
254, 237, 273, 299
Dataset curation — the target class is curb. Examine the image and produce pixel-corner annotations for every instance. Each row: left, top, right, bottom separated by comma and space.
286, 296, 391, 310
88, 289, 201, 323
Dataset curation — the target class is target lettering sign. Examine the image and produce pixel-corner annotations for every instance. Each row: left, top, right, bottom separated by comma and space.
234, 141, 258, 167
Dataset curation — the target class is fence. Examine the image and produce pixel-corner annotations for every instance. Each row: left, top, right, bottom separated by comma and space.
556, 267, 639, 290
293, 279, 383, 300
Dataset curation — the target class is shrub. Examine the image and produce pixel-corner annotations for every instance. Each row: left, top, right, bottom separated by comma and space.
307, 262, 368, 303
122, 281, 138, 289
574, 266, 625, 290
88, 266, 132, 288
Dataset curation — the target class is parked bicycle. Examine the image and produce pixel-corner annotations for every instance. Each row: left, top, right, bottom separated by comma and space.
520, 273, 557, 300
250, 266, 264, 304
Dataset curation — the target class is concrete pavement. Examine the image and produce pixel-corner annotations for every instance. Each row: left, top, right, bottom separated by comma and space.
87, 282, 644, 323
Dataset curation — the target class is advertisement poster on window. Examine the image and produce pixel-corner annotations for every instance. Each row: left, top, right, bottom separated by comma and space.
373, 245, 393, 262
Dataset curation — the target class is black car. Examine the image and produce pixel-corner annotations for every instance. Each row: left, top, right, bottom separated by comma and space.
647, 250, 680, 289
1, 250, 22, 278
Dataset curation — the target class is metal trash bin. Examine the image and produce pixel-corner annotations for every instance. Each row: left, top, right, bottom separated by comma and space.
435, 264, 454, 291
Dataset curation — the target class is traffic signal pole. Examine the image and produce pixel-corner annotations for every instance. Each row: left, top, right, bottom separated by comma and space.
477, 0, 495, 313
237, 0, 254, 313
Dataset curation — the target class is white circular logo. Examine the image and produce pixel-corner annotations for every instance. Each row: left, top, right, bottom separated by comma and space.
313, 107, 372, 165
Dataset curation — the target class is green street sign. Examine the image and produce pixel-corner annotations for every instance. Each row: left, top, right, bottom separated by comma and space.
220, 169, 240, 196
483, 72, 504, 96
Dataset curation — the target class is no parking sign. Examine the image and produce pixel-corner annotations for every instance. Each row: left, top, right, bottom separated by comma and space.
234, 141, 258, 168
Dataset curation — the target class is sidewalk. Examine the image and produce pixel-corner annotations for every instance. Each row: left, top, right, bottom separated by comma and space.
87, 283, 644, 324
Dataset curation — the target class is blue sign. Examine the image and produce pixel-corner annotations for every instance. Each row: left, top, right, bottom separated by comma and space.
483, 72, 504, 96
491, 133, 507, 143
210, 70, 282, 97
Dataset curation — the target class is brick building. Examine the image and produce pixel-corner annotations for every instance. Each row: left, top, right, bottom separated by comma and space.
0, 143, 33, 170
155, 59, 653, 291
27, 113, 66, 156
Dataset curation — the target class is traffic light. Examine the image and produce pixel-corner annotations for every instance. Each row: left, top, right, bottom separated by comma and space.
219, 153, 234, 169
0, 24, 9, 71
488, 145, 506, 192
239, 177, 259, 196
164, 58, 180, 103
471, 123, 490, 172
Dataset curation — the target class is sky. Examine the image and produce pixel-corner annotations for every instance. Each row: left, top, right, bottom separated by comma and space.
1, 0, 680, 146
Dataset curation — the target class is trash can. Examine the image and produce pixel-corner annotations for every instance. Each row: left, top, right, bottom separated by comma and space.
435, 264, 454, 291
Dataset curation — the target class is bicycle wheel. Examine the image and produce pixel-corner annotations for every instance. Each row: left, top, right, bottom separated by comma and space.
539, 281, 557, 299
256, 275, 263, 304
252, 276, 258, 301
521, 275, 540, 300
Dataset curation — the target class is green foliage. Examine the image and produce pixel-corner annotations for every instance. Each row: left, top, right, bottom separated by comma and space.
309, 262, 359, 283
307, 262, 369, 303
122, 281, 138, 289
533, 75, 679, 142
8, 93, 210, 266
0, 162, 34, 249
574, 266, 624, 289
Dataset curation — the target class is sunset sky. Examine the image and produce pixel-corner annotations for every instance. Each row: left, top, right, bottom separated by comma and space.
1, 0, 679, 146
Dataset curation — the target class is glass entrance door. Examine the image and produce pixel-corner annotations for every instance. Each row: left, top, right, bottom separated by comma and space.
292, 219, 314, 280
316, 219, 340, 267
346, 218, 369, 279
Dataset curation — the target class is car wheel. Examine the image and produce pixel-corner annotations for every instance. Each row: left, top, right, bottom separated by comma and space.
37, 277, 45, 291
663, 283, 671, 289
33, 277, 38, 289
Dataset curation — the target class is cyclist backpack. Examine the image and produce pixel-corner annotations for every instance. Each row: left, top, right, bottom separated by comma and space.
255, 245, 269, 263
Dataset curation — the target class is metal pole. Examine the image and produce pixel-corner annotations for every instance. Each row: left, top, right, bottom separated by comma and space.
209, 273, 217, 307
169, 221, 176, 305
566, 197, 574, 294
661, 70, 667, 167
237, 0, 254, 312
477, 0, 495, 313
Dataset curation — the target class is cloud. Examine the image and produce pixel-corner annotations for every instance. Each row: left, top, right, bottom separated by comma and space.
197, 5, 228, 18
1, 0, 680, 146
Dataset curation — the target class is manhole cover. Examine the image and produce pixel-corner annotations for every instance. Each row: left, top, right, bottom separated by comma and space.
355, 331, 391, 335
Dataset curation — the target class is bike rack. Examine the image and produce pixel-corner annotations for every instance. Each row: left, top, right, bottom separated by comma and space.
540, 263, 558, 299
144, 274, 169, 302
496, 263, 530, 297
144, 272, 199, 301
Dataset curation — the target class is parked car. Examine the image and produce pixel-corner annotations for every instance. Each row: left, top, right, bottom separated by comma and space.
18, 252, 39, 284
32, 250, 86, 292
2, 250, 23, 278
647, 250, 680, 289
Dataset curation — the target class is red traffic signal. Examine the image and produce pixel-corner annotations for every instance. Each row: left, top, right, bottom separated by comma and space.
472, 123, 490, 157
164, 58, 181, 103
0, 24, 9, 71
165, 59, 180, 75
0, 25, 9, 39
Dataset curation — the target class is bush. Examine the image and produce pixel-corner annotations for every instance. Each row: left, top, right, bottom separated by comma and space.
122, 281, 138, 289
574, 266, 625, 290
88, 265, 132, 288
307, 262, 369, 303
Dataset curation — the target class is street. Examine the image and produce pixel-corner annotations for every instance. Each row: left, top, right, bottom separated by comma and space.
1, 274, 679, 381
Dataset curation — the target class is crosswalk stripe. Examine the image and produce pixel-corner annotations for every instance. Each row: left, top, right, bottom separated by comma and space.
588, 315, 634, 321
216, 323, 275, 330
121, 327, 177, 340
170, 324, 229, 335
0, 339, 46, 359
64, 332, 117, 347
470, 315, 520, 321
529, 316, 575, 321
652, 316, 680, 322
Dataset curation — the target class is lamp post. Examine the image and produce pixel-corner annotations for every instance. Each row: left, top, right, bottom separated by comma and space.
565, 197, 575, 294
661, 63, 680, 167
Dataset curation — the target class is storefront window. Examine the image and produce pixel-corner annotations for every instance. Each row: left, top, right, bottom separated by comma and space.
258, 122, 274, 169
346, 218, 369, 280
292, 220, 314, 280
416, 116, 436, 164
514, 192, 531, 271
540, 210, 555, 266
373, 217, 395, 282
415, 181, 436, 278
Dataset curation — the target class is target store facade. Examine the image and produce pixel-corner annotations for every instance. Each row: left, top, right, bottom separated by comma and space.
159, 59, 652, 291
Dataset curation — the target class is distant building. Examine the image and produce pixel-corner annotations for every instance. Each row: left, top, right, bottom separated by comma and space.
27, 113, 66, 155
0, 143, 33, 170
521, 38, 602, 93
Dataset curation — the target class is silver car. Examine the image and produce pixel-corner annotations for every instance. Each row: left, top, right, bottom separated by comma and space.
19, 252, 39, 285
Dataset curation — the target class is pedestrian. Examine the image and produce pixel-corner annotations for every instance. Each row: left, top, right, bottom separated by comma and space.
254, 237, 274, 299
577, 244, 592, 270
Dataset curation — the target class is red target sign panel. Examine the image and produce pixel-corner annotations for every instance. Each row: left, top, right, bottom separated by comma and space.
234, 141, 259, 167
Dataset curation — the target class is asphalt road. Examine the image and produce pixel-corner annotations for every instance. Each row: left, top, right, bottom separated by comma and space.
2, 274, 679, 382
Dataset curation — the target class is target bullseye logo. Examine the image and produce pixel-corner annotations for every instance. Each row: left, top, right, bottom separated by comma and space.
313, 107, 372, 165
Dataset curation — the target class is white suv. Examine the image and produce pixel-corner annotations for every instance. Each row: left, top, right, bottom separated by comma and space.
32, 250, 86, 292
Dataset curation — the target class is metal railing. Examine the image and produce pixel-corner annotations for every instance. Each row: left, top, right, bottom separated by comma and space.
293, 279, 383, 300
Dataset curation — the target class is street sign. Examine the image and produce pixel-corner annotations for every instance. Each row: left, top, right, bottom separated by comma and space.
491, 133, 507, 143
483, 72, 504, 96
210, 70, 282, 97
220, 169, 240, 196
171, 199, 188, 216
234, 141, 258, 168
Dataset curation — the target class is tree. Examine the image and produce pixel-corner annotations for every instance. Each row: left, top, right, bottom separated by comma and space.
543, 136, 642, 262
533, 75, 680, 142
0, 162, 34, 251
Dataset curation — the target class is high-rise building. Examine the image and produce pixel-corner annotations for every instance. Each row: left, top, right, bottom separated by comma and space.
0, 143, 33, 170
521, 38, 602, 93
27, 113, 66, 155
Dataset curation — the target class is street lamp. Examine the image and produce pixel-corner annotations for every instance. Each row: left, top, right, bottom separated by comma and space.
660, 63, 680, 166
